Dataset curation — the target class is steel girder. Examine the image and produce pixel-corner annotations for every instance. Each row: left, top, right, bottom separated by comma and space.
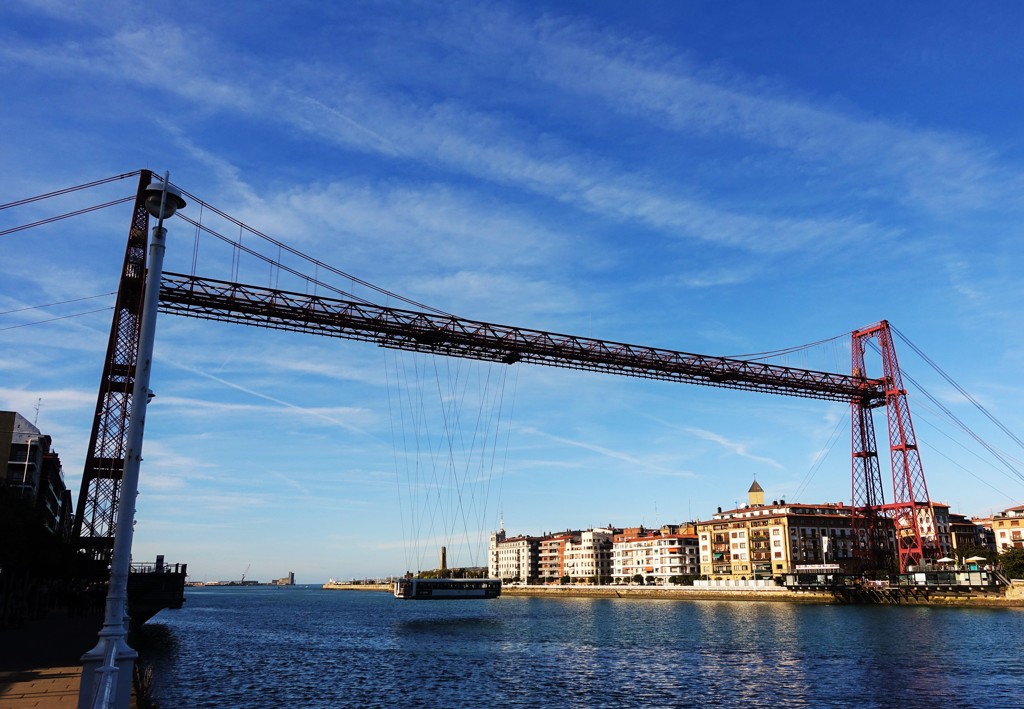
158, 272, 886, 405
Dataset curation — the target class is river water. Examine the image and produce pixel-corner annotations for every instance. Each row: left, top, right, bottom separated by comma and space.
140, 586, 1022, 708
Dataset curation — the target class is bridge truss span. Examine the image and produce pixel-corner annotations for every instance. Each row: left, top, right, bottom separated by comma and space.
53, 172, 931, 574
158, 272, 885, 407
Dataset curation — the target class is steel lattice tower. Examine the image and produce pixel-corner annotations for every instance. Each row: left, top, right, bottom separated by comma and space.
850, 321, 934, 572
72, 170, 152, 564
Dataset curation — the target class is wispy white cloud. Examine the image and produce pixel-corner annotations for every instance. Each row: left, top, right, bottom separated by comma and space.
0, 13, 891, 263
153, 394, 368, 424
158, 356, 380, 436
685, 426, 784, 469
942, 256, 985, 303
523, 426, 696, 478
270, 469, 311, 496
524, 17, 1021, 214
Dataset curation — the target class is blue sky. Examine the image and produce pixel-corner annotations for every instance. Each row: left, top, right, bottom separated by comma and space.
2, 1, 1024, 583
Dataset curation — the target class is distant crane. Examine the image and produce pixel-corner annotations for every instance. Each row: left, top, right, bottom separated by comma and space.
72, 170, 934, 573
241, 563, 251, 585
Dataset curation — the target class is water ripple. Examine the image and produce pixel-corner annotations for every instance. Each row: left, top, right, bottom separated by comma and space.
139, 588, 1024, 708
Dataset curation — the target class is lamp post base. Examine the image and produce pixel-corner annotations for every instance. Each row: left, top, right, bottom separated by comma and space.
78, 624, 137, 709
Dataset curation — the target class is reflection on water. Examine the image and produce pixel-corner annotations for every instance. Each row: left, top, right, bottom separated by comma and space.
142, 588, 1024, 708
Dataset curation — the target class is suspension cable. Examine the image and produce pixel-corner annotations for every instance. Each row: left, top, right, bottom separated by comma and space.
0, 292, 116, 316
175, 187, 453, 316
792, 409, 849, 502
0, 307, 114, 331
913, 403, 1024, 498
0, 197, 135, 238
175, 214, 378, 307
867, 338, 1024, 486
892, 325, 1024, 451
723, 331, 849, 362
0, 171, 141, 211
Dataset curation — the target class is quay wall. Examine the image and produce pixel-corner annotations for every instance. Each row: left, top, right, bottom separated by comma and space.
1003, 579, 1024, 601
502, 585, 831, 603
502, 585, 1024, 607
320, 581, 1024, 607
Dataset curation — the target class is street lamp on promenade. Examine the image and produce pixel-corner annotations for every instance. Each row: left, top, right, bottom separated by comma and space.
78, 172, 185, 709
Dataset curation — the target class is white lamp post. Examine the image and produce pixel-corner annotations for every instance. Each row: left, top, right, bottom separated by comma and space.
78, 172, 184, 709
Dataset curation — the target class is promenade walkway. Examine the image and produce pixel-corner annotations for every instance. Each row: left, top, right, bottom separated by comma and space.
0, 610, 102, 708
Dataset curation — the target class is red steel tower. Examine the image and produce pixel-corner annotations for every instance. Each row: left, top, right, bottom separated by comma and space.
851, 321, 934, 572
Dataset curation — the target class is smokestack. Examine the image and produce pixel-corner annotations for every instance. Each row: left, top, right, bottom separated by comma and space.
440, 546, 447, 574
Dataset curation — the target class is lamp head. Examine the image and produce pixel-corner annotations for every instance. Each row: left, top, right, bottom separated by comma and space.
144, 180, 186, 219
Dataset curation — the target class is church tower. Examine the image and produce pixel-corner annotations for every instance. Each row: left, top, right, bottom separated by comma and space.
748, 479, 765, 507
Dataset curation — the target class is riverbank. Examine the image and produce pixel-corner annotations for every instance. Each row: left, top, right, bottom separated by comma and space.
321, 581, 826, 603
504, 583, 1024, 607
503, 584, 831, 603
320, 580, 1024, 607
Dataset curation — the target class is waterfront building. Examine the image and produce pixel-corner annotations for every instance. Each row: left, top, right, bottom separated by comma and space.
698, 480, 860, 580
916, 502, 952, 558
992, 504, 1024, 553
489, 528, 541, 583
536, 531, 580, 582
611, 524, 699, 584
563, 527, 616, 584
1, 410, 70, 536
696, 481, 967, 578
948, 513, 995, 552
968, 516, 998, 551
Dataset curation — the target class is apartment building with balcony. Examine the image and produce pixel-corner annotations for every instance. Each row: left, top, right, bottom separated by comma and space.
992, 505, 1024, 553
611, 524, 699, 584
698, 480, 860, 579
489, 528, 541, 583
915, 502, 952, 558
1, 410, 71, 537
537, 530, 579, 582
564, 528, 616, 583
948, 512, 995, 552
